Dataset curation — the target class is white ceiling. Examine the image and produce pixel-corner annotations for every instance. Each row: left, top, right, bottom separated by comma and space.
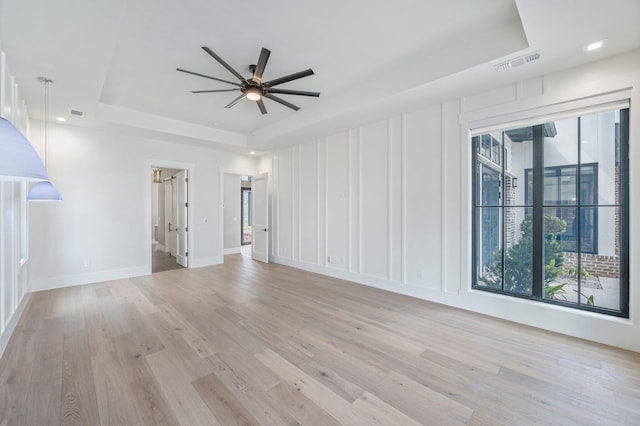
1, 0, 639, 153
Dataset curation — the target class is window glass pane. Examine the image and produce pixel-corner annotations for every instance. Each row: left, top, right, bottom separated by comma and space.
476, 207, 503, 291
525, 169, 533, 205
478, 163, 501, 207
580, 110, 619, 205
559, 167, 578, 204
580, 207, 620, 311
543, 117, 578, 205
491, 136, 502, 166
503, 208, 533, 296
579, 165, 597, 205
543, 207, 579, 303
504, 128, 530, 207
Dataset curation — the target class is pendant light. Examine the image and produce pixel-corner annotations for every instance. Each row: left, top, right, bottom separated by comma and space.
28, 77, 62, 201
0, 117, 48, 181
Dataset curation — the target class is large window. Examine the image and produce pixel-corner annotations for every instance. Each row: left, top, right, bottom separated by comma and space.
472, 106, 629, 317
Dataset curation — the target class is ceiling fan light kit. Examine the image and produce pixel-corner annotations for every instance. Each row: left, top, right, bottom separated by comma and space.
177, 46, 320, 115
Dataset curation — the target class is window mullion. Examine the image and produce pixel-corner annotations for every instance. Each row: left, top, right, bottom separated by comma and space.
501, 132, 506, 292
576, 118, 583, 305
531, 125, 544, 299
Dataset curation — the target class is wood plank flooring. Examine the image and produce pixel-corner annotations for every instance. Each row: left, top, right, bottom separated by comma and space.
1, 253, 639, 425
152, 250, 184, 274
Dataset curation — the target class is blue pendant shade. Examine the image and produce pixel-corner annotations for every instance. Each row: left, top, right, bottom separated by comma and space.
0, 117, 49, 182
27, 180, 63, 201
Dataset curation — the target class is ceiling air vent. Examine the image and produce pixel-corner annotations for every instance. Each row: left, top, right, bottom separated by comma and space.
69, 109, 84, 117
494, 51, 541, 72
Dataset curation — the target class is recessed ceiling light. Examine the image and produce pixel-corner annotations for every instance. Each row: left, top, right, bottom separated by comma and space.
249, 151, 256, 155
585, 39, 607, 52
56, 117, 66, 122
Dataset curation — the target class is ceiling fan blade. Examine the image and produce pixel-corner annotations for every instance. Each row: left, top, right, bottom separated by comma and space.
224, 94, 246, 108
264, 93, 300, 111
256, 99, 268, 115
176, 68, 241, 87
267, 88, 320, 97
252, 48, 271, 83
202, 47, 245, 82
263, 69, 314, 88
191, 89, 241, 93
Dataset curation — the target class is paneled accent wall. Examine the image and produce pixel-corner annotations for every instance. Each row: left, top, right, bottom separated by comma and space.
264, 51, 640, 352
271, 101, 462, 294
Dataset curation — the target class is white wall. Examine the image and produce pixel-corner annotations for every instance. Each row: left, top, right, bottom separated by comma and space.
28, 124, 257, 290
223, 174, 241, 251
264, 49, 640, 352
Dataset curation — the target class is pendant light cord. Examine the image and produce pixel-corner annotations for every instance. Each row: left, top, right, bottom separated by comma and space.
44, 79, 50, 171
38, 76, 53, 172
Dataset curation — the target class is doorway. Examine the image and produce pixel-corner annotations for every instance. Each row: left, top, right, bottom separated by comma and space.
221, 170, 268, 262
241, 177, 252, 246
151, 167, 188, 273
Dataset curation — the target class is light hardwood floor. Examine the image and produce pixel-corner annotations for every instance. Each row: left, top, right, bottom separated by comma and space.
1, 253, 639, 425
152, 250, 184, 274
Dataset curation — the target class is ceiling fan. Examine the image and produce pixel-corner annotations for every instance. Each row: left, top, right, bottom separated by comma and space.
177, 47, 320, 115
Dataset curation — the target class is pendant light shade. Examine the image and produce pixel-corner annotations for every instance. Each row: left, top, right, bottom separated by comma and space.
0, 117, 49, 182
27, 181, 63, 201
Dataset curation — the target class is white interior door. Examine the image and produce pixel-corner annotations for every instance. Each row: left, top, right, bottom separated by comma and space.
175, 170, 188, 267
164, 179, 176, 255
251, 172, 269, 263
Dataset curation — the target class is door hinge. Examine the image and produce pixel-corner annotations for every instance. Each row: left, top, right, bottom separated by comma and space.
185, 252, 188, 256
185, 202, 188, 207
185, 227, 188, 232
185, 177, 188, 183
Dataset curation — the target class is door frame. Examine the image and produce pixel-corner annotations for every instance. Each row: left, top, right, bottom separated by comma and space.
219, 168, 258, 263
144, 160, 195, 274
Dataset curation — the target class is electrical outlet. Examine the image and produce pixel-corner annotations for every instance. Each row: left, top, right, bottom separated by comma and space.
327, 256, 331, 263
417, 269, 423, 278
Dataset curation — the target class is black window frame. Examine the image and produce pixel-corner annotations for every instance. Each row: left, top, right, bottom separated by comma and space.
471, 108, 629, 318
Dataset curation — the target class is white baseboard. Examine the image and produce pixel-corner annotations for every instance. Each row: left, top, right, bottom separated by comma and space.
270, 255, 445, 301
224, 247, 241, 255
189, 256, 223, 268
31, 266, 149, 292
0, 292, 32, 360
